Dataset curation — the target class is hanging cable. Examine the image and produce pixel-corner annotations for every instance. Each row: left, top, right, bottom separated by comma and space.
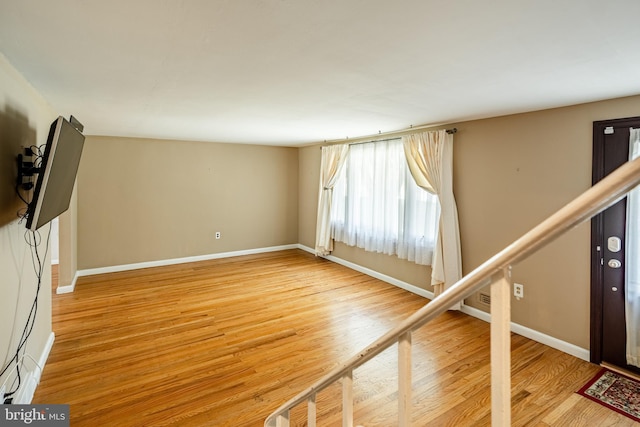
0, 222, 51, 403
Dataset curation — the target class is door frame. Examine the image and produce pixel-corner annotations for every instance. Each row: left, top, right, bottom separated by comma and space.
590, 116, 640, 364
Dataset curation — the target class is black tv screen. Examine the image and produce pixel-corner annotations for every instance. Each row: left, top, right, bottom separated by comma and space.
25, 116, 85, 231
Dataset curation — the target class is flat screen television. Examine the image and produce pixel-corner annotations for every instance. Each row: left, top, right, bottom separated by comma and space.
25, 116, 85, 231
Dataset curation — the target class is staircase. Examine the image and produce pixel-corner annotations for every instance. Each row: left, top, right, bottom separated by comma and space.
265, 157, 640, 426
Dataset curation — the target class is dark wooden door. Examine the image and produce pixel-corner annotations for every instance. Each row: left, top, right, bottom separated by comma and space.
591, 116, 640, 374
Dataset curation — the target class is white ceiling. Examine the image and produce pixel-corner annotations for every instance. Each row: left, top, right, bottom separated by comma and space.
1, 0, 639, 146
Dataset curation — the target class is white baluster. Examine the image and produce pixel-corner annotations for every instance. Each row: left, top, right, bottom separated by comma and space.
276, 410, 290, 427
343, 369, 353, 427
398, 331, 412, 426
308, 393, 316, 427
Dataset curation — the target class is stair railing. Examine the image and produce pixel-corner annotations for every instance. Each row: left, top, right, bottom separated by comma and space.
265, 156, 640, 427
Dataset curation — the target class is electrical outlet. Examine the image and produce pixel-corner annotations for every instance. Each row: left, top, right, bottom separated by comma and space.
215, 231, 221, 239
514, 283, 524, 299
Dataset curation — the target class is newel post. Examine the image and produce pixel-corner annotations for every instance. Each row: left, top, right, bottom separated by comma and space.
490, 267, 511, 426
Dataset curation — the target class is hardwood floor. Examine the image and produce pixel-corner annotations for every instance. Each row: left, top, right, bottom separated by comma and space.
37, 250, 636, 426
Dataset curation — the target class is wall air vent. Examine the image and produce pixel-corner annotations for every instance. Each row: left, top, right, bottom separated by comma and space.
478, 292, 491, 305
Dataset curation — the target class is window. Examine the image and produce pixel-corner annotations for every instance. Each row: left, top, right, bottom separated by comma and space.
330, 139, 440, 265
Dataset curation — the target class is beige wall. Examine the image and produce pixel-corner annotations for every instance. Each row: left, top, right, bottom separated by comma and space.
456, 95, 640, 349
0, 53, 56, 389
298, 95, 640, 350
58, 186, 78, 287
297, 145, 320, 248
77, 136, 298, 269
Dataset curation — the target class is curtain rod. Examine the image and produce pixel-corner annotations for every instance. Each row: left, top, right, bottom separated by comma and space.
321, 127, 457, 148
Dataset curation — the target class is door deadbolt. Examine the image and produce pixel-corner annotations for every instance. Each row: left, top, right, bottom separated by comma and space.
608, 236, 622, 252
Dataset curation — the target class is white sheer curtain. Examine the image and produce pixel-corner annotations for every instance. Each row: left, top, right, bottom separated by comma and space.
315, 144, 349, 256
330, 139, 440, 265
626, 127, 640, 367
403, 130, 462, 303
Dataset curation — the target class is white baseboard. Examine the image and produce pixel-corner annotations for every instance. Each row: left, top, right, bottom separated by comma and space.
56, 272, 78, 294
296, 244, 315, 255
299, 244, 590, 362
296, 244, 432, 299
460, 305, 590, 361
324, 256, 433, 300
11, 332, 55, 404
76, 244, 300, 278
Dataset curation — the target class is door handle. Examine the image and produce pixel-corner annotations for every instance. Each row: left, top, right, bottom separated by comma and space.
608, 259, 622, 268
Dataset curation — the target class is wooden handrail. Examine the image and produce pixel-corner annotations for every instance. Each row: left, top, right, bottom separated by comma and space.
265, 156, 640, 426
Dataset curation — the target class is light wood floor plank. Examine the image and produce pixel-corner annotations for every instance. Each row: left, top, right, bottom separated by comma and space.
37, 250, 635, 426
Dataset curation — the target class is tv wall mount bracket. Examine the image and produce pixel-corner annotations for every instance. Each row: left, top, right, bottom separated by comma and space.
16, 148, 39, 191
15, 115, 83, 191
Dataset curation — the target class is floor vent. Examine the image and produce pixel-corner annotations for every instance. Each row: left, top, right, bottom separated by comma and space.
478, 292, 491, 305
